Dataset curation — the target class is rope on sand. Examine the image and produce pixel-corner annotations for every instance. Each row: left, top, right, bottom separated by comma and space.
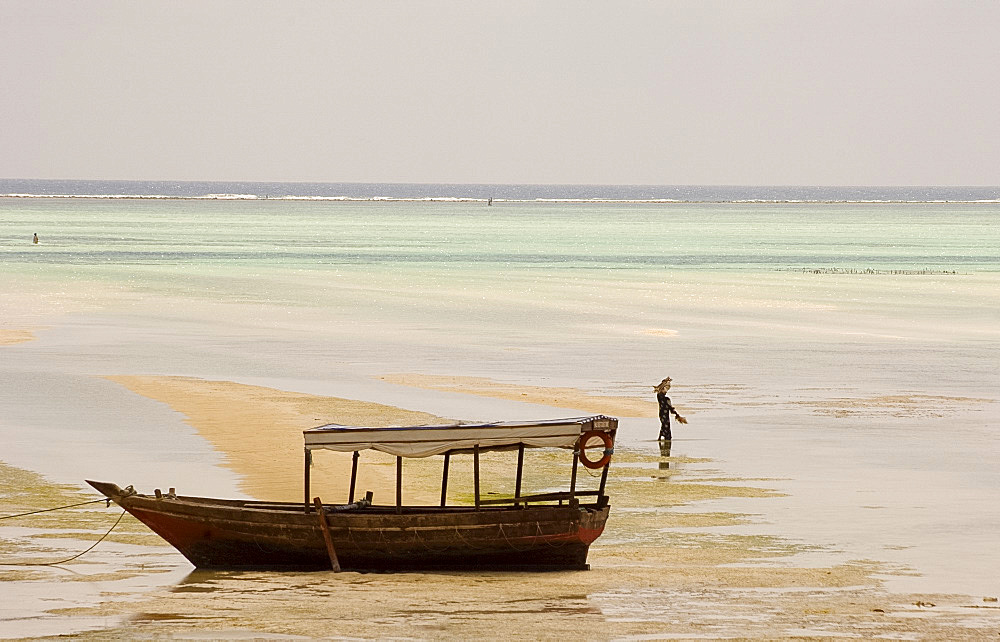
1, 497, 127, 566
1, 497, 110, 520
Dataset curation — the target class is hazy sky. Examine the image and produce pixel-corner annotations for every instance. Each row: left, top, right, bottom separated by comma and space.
3, 1, 998, 185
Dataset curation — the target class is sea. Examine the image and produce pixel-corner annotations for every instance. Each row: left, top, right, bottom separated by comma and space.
4, 179, 1000, 202
1, 180, 998, 636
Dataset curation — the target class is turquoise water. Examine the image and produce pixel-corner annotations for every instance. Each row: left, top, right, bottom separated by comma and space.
1, 197, 999, 599
2, 197, 997, 408
3, 199, 996, 390
4, 200, 998, 272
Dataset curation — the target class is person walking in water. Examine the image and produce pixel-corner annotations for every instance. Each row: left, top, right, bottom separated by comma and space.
655, 377, 687, 441
32, 233, 38, 244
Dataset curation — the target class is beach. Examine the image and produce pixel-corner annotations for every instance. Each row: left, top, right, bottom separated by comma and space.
1, 196, 999, 638
3, 372, 997, 639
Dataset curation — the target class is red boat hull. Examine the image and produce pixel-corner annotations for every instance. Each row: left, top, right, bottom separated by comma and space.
88, 481, 609, 571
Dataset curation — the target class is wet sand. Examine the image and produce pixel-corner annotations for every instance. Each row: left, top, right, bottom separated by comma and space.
105, 376, 451, 503
380, 373, 659, 418
3, 376, 1000, 638
381, 373, 994, 422
0, 328, 37, 346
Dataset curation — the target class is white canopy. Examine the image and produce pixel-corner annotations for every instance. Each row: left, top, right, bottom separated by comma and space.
303, 416, 617, 458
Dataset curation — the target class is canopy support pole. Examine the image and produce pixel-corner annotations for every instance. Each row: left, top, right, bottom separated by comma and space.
474, 444, 481, 510
440, 451, 450, 507
348, 451, 359, 503
569, 450, 579, 503
303, 449, 312, 513
395, 456, 403, 514
514, 443, 525, 508
598, 459, 611, 502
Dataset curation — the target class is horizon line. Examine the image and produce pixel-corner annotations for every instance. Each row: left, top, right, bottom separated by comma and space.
3, 178, 1000, 189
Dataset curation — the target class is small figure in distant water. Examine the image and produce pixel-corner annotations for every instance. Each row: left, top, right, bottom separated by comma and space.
654, 377, 687, 441
32, 233, 38, 244
487, 197, 493, 206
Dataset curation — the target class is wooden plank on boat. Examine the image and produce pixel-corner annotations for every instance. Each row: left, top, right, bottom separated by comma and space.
476, 490, 600, 506
313, 497, 341, 572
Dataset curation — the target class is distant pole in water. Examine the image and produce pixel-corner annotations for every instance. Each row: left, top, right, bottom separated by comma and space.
32, 233, 38, 244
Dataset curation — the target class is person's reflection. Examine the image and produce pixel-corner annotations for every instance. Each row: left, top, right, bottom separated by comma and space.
658, 439, 672, 471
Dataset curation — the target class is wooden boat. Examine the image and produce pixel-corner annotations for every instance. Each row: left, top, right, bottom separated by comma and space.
88, 415, 618, 571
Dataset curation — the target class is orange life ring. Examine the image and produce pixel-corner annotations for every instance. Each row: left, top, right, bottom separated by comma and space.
578, 430, 614, 469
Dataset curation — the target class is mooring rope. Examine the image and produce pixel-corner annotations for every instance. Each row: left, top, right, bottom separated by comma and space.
1, 496, 128, 566
0, 497, 109, 520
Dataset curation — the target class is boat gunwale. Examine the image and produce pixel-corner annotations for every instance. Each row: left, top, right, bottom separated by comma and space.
114, 492, 609, 521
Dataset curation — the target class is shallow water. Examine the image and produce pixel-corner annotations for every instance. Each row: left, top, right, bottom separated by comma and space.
1, 198, 998, 635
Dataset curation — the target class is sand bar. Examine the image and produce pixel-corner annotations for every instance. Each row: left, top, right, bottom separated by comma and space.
0, 328, 37, 346
105, 376, 450, 502
380, 373, 659, 417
